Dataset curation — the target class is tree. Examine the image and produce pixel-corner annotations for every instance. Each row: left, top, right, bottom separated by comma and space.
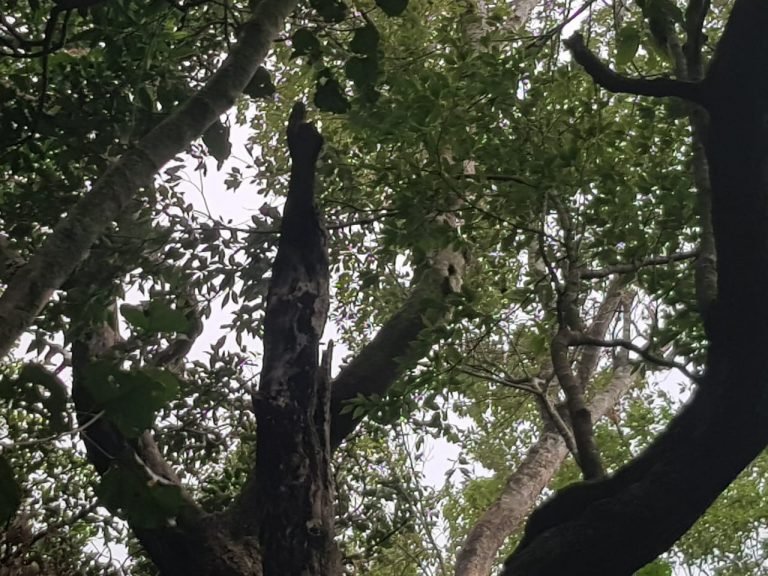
1, 0, 767, 575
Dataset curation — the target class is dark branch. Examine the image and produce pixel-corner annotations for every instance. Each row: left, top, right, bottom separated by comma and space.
329, 244, 464, 448
564, 33, 707, 105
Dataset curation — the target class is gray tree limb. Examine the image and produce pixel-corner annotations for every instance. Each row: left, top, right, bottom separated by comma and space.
0, 0, 298, 357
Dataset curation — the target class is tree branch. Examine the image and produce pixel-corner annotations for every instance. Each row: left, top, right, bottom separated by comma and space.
550, 205, 605, 481
455, 363, 635, 576
502, 2, 768, 573
563, 33, 707, 105
575, 277, 629, 389
329, 243, 465, 448
567, 331, 698, 382
0, 0, 298, 357
234, 104, 338, 575
581, 250, 698, 279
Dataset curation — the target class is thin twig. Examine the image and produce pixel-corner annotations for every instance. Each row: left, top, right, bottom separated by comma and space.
567, 331, 699, 382
581, 250, 698, 279
2, 410, 105, 449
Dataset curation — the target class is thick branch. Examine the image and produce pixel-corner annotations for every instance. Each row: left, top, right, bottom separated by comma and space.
329, 244, 464, 448
551, 216, 605, 481
679, 0, 718, 320
0, 0, 297, 357
0, 235, 24, 283
564, 33, 707, 105
70, 328, 239, 575
551, 330, 604, 480
237, 104, 338, 576
575, 277, 628, 388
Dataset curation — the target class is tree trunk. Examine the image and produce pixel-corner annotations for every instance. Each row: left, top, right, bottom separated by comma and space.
501, 1, 768, 573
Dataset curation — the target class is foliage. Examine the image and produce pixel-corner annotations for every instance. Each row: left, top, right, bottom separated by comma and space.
0, 0, 765, 574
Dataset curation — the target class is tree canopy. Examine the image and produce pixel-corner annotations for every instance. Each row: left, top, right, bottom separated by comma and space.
1, 0, 768, 575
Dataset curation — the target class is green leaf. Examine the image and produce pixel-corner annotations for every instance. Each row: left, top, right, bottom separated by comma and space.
310, 0, 347, 22
136, 85, 154, 110
148, 301, 192, 332
375, 0, 408, 16
244, 66, 276, 99
120, 303, 149, 331
202, 120, 232, 167
97, 466, 186, 528
121, 301, 191, 334
644, 0, 684, 24
0, 455, 21, 524
82, 362, 180, 437
443, 345, 462, 365
291, 28, 321, 59
615, 26, 641, 66
635, 559, 673, 576
350, 24, 380, 56
352, 405, 366, 419
17, 364, 68, 433
344, 56, 379, 90
314, 71, 350, 114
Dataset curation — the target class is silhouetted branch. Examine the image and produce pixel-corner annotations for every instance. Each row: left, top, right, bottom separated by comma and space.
564, 33, 707, 105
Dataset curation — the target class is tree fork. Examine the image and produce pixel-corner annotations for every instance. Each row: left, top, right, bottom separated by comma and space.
502, 1, 768, 574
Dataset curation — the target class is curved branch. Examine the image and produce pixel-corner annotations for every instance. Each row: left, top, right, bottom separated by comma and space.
564, 33, 707, 105
0, 0, 298, 357
502, 2, 768, 573
329, 244, 465, 448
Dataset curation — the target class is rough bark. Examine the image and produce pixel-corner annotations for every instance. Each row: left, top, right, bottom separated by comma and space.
549, 210, 606, 481
501, 1, 768, 574
0, 0, 297, 357
70, 326, 249, 576
550, 329, 604, 480
68, 104, 337, 576
665, 0, 716, 318
233, 104, 338, 576
684, 0, 718, 319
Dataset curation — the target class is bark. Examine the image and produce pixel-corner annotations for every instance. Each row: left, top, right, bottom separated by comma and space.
70, 327, 251, 576
231, 104, 338, 576
684, 0, 718, 320
65, 284, 255, 574
575, 277, 628, 389
510, 0, 545, 28
666, 0, 716, 318
456, 283, 631, 576
550, 209, 606, 481
0, 0, 297, 357
329, 244, 464, 448
551, 329, 604, 480
501, 2, 768, 573
455, 364, 634, 576
68, 104, 337, 576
